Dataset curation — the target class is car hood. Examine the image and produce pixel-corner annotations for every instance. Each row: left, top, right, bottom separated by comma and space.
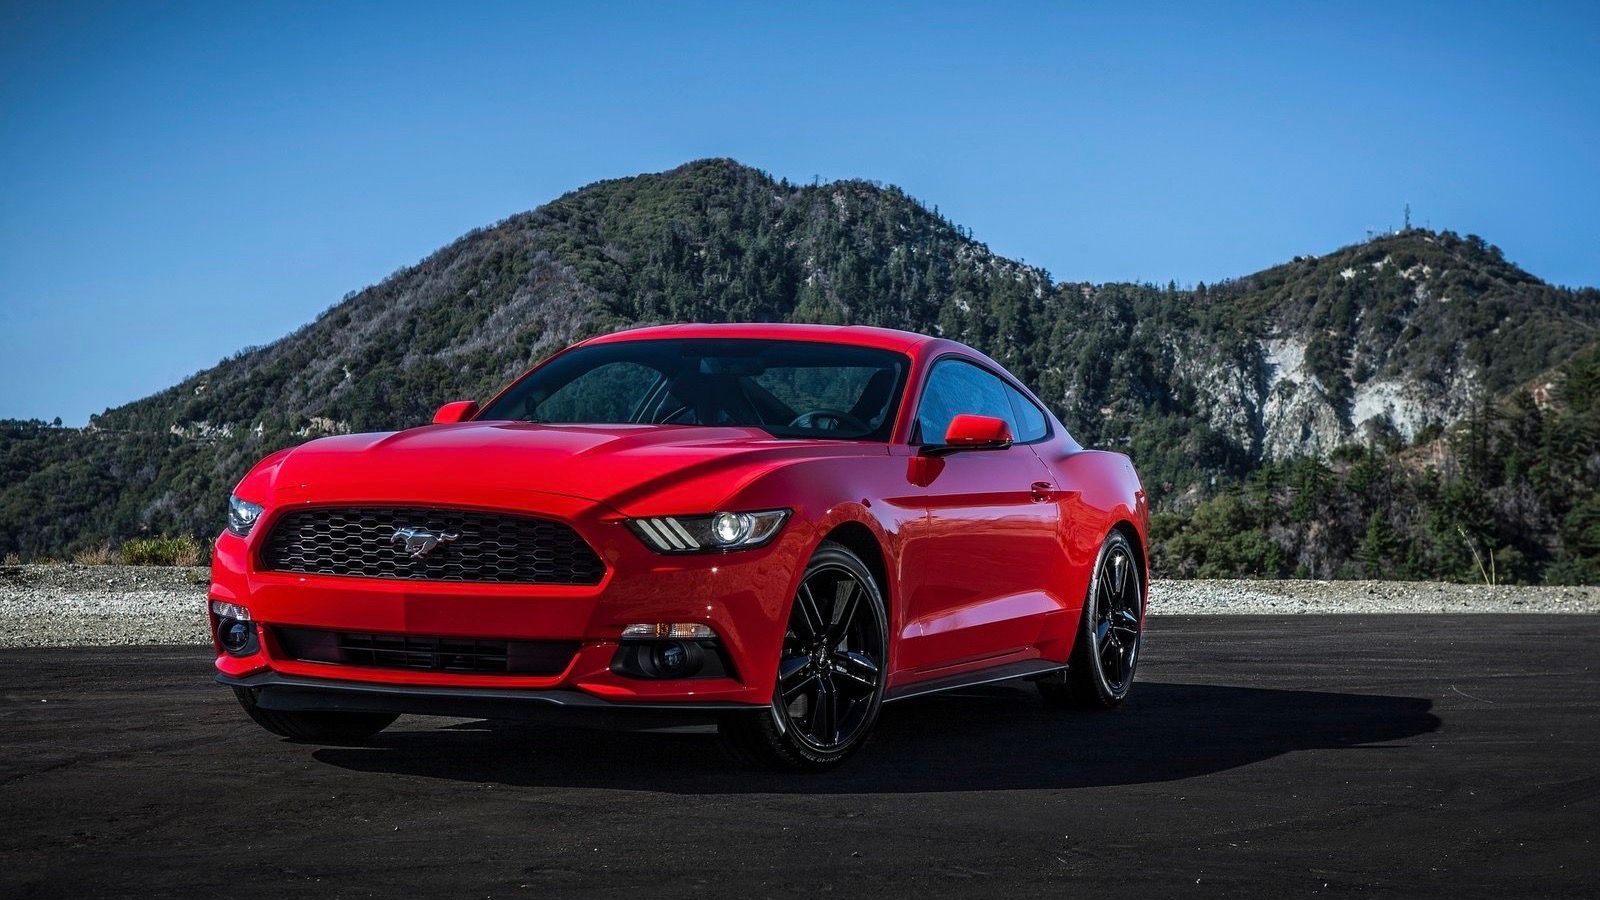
255, 421, 874, 514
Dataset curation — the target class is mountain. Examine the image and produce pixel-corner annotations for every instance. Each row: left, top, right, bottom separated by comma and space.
4, 159, 1598, 581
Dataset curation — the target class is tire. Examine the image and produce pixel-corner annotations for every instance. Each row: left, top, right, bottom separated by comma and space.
232, 687, 398, 743
1039, 530, 1144, 710
719, 541, 889, 771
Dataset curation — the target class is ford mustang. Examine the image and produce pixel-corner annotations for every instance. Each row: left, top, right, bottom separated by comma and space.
211, 323, 1149, 770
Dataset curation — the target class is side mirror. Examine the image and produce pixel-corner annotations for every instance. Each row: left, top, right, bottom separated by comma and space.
925, 414, 1013, 455
432, 400, 479, 425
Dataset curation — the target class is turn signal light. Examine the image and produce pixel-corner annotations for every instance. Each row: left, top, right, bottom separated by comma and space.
621, 623, 716, 639
210, 600, 251, 621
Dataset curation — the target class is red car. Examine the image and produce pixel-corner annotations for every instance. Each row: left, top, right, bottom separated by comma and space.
212, 323, 1149, 770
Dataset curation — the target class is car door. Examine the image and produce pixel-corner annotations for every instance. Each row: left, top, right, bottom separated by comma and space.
896, 357, 1063, 674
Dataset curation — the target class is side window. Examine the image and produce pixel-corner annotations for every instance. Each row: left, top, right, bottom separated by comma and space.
1003, 382, 1049, 442
915, 359, 1018, 443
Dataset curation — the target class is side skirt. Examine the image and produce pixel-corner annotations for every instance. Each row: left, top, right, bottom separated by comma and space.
883, 659, 1067, 703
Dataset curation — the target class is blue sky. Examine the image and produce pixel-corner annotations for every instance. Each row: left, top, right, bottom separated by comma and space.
3, 1, 1597, 424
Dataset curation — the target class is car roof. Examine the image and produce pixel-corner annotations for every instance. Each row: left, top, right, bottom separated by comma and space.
582, 322, 937, 354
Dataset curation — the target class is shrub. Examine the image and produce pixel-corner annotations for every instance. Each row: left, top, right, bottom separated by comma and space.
121, 535, 204, 567
72, 544, 118, 565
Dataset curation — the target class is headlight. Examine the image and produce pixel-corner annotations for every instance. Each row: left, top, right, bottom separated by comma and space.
227, 495, 264, 536
627, 509, 790, 553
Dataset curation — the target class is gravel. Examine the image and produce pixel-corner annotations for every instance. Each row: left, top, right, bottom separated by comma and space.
1154, 578, 1599, 615
0, 564, 212, 648
0, 563, 1595, 648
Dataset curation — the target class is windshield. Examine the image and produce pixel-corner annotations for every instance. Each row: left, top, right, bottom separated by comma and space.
477, 338, 910, 441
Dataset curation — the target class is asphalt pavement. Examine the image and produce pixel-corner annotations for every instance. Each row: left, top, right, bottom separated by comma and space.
2, 615, 1596, 898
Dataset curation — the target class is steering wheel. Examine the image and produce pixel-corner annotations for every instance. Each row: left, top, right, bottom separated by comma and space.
789, 409, 870, 433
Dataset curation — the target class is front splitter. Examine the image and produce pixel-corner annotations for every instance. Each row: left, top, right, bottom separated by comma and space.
218, 670, 759, 728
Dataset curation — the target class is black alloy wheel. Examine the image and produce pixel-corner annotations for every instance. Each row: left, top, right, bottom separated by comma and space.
1040, 530, 1143, 709
775, 558, 885, 750
719, 541, 888, 770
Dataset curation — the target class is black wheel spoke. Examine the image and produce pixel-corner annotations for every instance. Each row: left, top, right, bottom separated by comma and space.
782, 672, 819, 704
839, 650, 879, 676
1099, 638, 1123, 681
833, 651, 879, 691
778, 655, 811, 690
809, 676, 838, 743
828, 579, 860, 643
1111, 606, 1139, 642
794, 584, 827, 641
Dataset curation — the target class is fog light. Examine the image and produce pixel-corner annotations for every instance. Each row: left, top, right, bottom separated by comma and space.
610, 634, 724, 680
218, 618, 254, 654
646, 640, 703, 677
653, 641, 690, 674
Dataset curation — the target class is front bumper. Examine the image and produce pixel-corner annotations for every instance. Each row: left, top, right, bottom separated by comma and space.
210, 491, 812, 709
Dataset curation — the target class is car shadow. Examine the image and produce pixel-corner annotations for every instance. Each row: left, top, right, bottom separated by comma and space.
310, 681, 1440, 794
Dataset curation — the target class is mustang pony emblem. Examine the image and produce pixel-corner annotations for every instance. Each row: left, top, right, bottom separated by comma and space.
390, 527, 460, 559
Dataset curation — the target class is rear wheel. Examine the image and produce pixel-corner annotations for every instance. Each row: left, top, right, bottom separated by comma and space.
720, 541, 888, 771
1039, 530, 1143, 709
232, 687, 398, 743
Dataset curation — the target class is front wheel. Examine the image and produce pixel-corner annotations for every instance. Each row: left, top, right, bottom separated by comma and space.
1039, 530, 1144, 709
719, 541, 888, 771
233, 687, 398, 743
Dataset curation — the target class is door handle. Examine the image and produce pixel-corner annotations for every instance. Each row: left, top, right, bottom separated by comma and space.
1030, 481, 1054, 502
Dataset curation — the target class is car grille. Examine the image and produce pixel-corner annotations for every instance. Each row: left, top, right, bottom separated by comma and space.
272, 626, 578, 676
259, 506, 606, 584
